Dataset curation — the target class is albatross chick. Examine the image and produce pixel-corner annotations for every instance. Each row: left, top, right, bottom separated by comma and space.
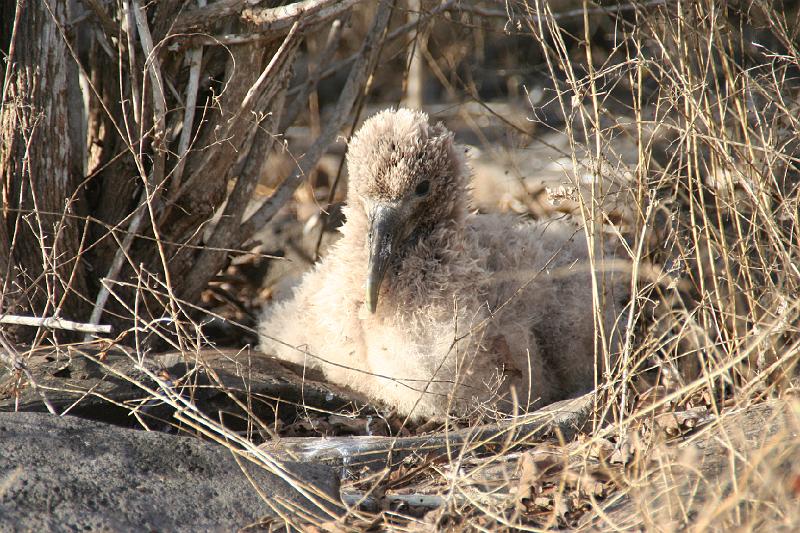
259, 109, 627, 420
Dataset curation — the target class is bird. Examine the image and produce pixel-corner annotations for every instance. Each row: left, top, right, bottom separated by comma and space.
258, 108, 628, 421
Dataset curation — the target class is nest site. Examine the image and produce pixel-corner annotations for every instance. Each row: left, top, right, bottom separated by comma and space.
1, 1, 800, 531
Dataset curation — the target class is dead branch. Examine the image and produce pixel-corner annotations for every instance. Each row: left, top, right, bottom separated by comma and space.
173, 0, 359, 35
459, 0, 667, 22
177, 22, 304, 303
279, 17, 345, 132
84, 197, 148, 341
165, 26, 301, 208
242, 0, 359, 29
80, 0, 118, 40
172, 0, 207, 187
0, 315, 111, 334
285, 0, 455, 99
171, 0, 249, 32
239, 0, 394, 238
0, 347, 356, 428
0, 332, 57, 414
262, 394, 593, 472
121, 0, 141, 134
131, 0, 167, 190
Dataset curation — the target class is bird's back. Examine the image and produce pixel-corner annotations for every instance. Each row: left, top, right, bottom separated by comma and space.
463, 213, 627, 402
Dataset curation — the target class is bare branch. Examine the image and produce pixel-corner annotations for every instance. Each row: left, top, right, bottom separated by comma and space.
263, 394, 594, 471
168, 21, 303, 206
0, 315, 112, 334
132, 0, 167, 189
279, 17, 345, 132
170, 0, 247, 32
240, 0, 394, 237
177, 22, 304, 302
81, 0, 119, 39
286, 0, 455, 98
121, 0, 141, 131
83, 196, 148, 341
172, 0, 207, 187
241, 0, 359, 29
0, 332, 57, 414
173, 0, 360, 35
456, 0, 666, 22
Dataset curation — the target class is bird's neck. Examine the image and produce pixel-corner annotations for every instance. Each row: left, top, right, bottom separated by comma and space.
381, 217, 465, 305
401, 216, 462, 259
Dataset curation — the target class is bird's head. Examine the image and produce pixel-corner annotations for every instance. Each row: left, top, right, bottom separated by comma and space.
346, 108, 468, 314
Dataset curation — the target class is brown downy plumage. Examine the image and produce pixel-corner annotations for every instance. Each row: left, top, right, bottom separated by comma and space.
259, 108, 629, 421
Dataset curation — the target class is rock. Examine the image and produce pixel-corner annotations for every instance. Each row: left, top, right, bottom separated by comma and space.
0, 411, 343, 531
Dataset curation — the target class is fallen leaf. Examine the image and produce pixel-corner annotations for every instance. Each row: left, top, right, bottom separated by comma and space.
655, 406, 711, 437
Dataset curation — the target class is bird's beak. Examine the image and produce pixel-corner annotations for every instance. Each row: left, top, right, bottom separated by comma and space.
366, 204, 400, 313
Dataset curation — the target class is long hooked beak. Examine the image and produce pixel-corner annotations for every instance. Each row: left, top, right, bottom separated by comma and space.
365, 204, 400, 313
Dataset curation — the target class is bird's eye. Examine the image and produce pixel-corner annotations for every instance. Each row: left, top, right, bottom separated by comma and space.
414, 180, 430, 197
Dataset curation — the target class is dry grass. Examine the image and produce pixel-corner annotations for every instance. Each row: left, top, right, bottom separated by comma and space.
3, 0, 800, 531
505, 0, 800, 530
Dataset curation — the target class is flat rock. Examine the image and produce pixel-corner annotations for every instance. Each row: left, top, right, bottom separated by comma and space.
0, 411, 343, 531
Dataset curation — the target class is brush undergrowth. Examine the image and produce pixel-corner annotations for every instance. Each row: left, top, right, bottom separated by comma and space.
3, 1, 800, 531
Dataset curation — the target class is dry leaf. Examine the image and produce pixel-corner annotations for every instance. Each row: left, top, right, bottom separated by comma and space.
655, 406, 711, 437
588, 437, 615, 461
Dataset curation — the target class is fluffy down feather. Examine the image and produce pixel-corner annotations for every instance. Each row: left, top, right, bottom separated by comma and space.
259, 108, 628, 420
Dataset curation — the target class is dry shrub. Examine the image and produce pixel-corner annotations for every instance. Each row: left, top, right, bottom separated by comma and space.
510, 0, 800, 529
4, 1, 800, 531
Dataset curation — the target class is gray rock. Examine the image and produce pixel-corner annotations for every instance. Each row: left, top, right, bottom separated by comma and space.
0, 412, 342, 532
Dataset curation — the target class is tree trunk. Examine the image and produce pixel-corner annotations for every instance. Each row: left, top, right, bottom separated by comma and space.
1, 0, 88, 342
